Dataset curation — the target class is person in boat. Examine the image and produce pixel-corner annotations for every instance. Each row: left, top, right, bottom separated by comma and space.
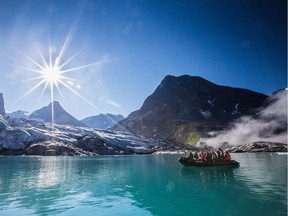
224, 151, 231, 161
212, 151, 217, 162
193, 151, 199, 160
206, 151, 212, 161
188, 151, 194, 159
217, 147, 224, 160
200, 151, 206, 161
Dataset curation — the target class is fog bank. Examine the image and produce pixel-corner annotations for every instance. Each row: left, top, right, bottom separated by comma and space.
199, 89, 287, 147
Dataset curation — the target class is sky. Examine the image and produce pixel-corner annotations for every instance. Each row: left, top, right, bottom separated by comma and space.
0, 0, 286, 120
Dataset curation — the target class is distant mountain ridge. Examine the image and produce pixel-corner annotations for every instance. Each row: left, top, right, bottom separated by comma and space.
81, 114, 124, 129
6, 110, 30, 119
29, 101, 85, 127
112, 75, 268, 145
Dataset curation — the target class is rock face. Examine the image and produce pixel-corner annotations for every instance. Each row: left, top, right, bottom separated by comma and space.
0, 115, 31, 150
81, 114, 124, 129
0, 93, 5, 116
112, 75, 268, 145
29, 101, 85, 127
227, 141, 287, 152
0, 114, 164, 156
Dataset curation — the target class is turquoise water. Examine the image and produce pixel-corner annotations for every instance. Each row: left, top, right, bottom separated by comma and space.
0, 153, 286, 216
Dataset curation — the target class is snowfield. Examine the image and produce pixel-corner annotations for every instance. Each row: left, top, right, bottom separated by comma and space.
0, 115, 165, 156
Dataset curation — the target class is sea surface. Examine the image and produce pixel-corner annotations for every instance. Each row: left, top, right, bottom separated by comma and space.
0, 153, 286, 216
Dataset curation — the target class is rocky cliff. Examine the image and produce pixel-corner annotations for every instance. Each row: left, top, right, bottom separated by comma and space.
112, 75, 268, 145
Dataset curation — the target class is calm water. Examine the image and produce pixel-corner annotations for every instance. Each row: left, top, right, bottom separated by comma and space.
0, 153, 286, 216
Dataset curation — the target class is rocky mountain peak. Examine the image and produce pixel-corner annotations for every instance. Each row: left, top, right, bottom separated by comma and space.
112, 75, 268, 145
29, 101, 85, 127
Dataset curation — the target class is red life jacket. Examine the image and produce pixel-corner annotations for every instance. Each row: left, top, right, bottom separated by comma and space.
200, 152, 206, 160
225, 153, 231, 161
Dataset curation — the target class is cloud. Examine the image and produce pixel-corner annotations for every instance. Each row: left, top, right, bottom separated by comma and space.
200, 90, 287, 147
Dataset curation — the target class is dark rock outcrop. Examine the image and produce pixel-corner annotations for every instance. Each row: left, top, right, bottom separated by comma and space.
26, 141, 95, 156
112, 75, 268, 145
29, 101, 85, 127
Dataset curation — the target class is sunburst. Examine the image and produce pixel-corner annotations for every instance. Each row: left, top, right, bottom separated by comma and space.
11, 31, 110, 137
42, 60, 62, 85
11, 30, 130, 139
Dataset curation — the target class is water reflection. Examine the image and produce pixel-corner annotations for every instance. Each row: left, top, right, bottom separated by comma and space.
232, 153, 287, 204
0, 156, 157, 215
180, 166, 238, 187
0, 154, 287, 216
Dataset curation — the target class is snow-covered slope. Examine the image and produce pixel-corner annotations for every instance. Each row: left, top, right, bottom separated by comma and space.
0, 115, 164, 156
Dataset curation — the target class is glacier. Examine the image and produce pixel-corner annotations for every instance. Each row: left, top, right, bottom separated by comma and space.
0, 115, 166, 156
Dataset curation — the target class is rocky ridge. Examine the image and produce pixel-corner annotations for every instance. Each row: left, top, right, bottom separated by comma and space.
227, 141, 287, 153
112, 75, 268, 145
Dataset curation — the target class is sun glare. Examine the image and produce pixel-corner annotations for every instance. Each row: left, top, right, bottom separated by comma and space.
12, 29, 128, 135
43, 64, 62, 84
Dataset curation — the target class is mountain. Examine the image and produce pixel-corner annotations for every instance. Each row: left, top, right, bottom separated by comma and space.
0, 93, 5, 116
6, 110, 30, 119
29, 101, 85, 127
112, 75, 268, 145
81, 114, 124, 129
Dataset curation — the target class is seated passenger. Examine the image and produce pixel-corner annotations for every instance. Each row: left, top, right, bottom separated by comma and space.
206, 151, 212, 161
224, 151, 231, 161
200, 151, 206, 161
188, 151, 194, 159
212, 151, 217, 161
193, 151, 199, 160
217, 147, 225, 160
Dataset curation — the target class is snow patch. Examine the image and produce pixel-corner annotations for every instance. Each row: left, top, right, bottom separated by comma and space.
208, 98, 215, 106
198, 109, 211, 117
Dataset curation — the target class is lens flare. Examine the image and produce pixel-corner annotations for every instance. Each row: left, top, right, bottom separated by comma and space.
43, 64, 61, 84
11, 35, 109, 138
11, 30, 129, 137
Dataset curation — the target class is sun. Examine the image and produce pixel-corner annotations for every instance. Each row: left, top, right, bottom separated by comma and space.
12, 28, 113, 134
12, 34, 130, 136
42, 64, 62, 85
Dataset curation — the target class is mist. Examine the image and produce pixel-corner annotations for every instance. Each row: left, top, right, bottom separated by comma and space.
200, 89, 287, 148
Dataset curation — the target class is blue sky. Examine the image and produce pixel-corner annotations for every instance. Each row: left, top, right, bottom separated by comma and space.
0, 0, 286, 119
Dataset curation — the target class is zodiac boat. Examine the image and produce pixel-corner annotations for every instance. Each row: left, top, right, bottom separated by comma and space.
179, 157, 240, 167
